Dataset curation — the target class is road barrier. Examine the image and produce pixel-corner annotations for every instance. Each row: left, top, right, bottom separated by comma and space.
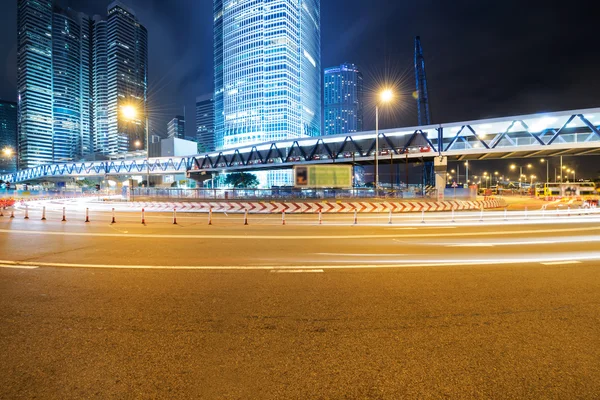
8, 199, 600, 227
122, 199, 507, 214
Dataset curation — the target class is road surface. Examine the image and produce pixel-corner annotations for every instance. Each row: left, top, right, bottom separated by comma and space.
1, 209, 600, 398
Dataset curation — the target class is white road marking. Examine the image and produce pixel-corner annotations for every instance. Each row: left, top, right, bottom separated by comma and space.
1, 226, 600, 240
540, 261, 581, 265
270, 269, 324, 273
0, 264, 39, 269
392, 226, 457, 230
316, 253, 407, 257
447, 244, 495, 247
0, 254, 598, 270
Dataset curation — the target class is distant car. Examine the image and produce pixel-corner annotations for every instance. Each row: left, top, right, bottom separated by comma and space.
312, 155, 321, 160
343, 152, 353, 158
419, 146, 432, 153
267, 158, 274, 164
380, 149, 390, 155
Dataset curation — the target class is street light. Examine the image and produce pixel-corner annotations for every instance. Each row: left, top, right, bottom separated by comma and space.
510, 163, 532, 191
375, 89, 394, 193
121, 105, 137, 120
2, 147, 13, 157
540, 158, 549, 183
122, 104, 149, 187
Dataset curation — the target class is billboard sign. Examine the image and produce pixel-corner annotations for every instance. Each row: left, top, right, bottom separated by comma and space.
294, 165, 352, 188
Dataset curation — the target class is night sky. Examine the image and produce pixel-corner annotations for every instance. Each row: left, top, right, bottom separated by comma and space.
1, 0, 599, 176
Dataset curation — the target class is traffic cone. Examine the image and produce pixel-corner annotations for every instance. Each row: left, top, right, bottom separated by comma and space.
111, 208, 116, 224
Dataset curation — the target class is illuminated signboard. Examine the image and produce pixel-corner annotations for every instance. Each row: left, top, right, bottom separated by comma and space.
294, 165, 352, 188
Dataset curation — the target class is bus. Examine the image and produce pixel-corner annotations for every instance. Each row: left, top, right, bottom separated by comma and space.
540, 182, 598, 199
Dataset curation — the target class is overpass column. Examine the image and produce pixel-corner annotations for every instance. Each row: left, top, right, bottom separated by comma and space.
434, 156, 447, 201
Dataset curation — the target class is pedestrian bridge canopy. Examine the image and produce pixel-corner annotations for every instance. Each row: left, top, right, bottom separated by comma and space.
2, 107, 600, 183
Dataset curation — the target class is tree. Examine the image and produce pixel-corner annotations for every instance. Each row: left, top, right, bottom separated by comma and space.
224, 172, 259, 188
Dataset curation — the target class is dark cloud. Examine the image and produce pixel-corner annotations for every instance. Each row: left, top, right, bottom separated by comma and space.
1, 0, 599, 139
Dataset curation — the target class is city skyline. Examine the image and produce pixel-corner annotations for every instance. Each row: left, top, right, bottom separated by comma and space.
2, 0, 599, 143
15, 0, 148, 168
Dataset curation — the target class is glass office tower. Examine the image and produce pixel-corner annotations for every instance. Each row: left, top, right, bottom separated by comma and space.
0, 101, 18, 173
52, 7, 93, 162
196, 96, 215, 152
17, 0, 54, 169
213, 0, 321, 150
324, 63, 363, 135
105, 2, 148, 155
167, 116, 186, 139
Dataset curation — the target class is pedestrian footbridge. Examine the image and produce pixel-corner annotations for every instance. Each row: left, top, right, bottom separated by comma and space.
2, 107, 600, 183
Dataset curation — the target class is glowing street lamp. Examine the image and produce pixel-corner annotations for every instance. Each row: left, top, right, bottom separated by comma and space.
375, 88, 394, 192
540, 158, 549, 183
510, 163, 532, 190
2, 147, 13, 157
121, 105, 137, 121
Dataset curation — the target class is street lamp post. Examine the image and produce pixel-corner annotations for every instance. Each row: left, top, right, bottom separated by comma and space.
510, 163, 532, 193
540, 158, 549, 183
375, 89, 394, 194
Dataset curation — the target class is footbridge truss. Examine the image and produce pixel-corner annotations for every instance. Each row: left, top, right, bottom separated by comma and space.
3, 107, 600, 183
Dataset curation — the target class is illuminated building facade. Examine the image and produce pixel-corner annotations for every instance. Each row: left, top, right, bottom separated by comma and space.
324, 63, 363, 135
213, 0, 321, 150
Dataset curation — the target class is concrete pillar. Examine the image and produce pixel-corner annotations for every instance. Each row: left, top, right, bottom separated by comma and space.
434, 156, 447, 201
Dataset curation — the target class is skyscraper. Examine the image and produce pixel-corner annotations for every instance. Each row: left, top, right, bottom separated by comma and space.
51, 7, 92, 162
213, 0, 321, 150
195, 96, 214, 152
17, 0, 54, 169
167, 116, 185, 139
0, 100, 18, 173
104, 2, 148, 155
17, 0, 147, 168
324, 63, 363, 135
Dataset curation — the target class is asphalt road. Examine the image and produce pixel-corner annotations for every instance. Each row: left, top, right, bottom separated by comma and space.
1, 211, 600, 398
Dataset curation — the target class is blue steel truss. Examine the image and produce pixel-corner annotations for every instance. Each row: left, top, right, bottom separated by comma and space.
2, 108, 600, 183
